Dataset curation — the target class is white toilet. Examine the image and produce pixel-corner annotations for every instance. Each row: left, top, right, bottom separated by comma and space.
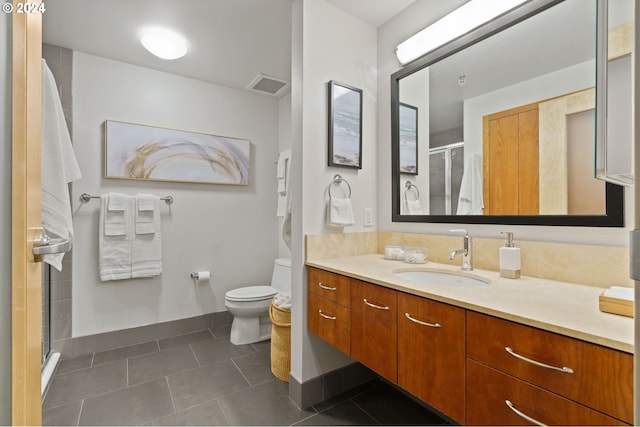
224, 258, 291, 345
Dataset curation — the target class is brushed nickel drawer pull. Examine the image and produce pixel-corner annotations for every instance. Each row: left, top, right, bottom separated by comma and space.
405, 313, 441, 328
363, 299, 390, 310
318, 310, 336, 320
505, 400, 547, 426
505, 347, 574, 374
318, 283, 337, 291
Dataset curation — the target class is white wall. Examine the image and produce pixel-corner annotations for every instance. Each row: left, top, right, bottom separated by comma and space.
290, 0, 378, 383
0, 12, 11, 425
278, 94, 292, 258
71, 52, 280, 336
377, 1, 633, 247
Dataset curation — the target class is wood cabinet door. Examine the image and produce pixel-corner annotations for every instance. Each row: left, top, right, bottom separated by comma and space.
307, 267, 351, 307
397, 293, 466, 424
308, 294, 350, 355
350, 280, 397, 382
467, 360, 625, 426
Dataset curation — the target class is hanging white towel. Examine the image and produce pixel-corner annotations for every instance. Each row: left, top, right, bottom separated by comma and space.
326, 198, 354, 227
406, 199, 423, 215
41, 59, 82, 270
99, 193, 133, 281
132, 194, 162, 278
456, 153, 484, 215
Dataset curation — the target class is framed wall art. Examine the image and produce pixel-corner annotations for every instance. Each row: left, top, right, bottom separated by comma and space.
105, 120, 250, 185
328, 80, 362, 169
399, 102, 418, 175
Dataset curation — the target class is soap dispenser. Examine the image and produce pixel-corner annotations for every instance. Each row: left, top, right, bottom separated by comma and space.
500, 232, 521, 279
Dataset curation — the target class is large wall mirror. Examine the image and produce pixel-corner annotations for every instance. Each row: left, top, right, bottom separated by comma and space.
391, 0, 631, 226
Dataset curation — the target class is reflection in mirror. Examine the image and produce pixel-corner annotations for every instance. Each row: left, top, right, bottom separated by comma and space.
392, 0, 627, 226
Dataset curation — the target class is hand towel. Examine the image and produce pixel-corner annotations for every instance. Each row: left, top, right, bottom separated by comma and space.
406, 199, 422, 215
99, 193, 132, 281
132, 195, 162, 278
135, 193, 157, 235
327, 198, 354, 227
41, 59, 82, 270
456, 153, 484, 215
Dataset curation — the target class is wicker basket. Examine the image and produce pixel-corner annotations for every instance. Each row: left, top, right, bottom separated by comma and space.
269, 300, 291, 382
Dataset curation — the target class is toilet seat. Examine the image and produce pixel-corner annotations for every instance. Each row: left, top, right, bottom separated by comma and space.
225, 285, 277, 302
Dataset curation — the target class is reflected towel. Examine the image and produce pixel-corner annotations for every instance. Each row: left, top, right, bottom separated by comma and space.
132, 194, 162, 278
41, 59, 82, 270
99, 193, 132, 281
406, 199, 422, 215
456, 153, 484, 215
327, 198, 354, 227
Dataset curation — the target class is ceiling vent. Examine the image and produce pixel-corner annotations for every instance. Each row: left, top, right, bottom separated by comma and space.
247, 73, 290, 97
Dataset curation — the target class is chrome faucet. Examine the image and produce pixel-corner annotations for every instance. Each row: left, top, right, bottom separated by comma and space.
449, 229, 473, 271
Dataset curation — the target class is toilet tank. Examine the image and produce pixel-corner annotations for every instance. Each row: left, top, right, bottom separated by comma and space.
271, 258, 291, 291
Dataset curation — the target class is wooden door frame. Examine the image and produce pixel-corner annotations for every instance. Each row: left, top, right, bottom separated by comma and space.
11, 5, 42, 426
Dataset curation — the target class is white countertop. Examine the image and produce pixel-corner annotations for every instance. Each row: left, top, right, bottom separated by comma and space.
306, 254, 634, 354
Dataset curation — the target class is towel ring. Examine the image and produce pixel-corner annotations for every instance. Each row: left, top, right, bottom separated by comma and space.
329, 174, 351, 199
404, 181, 420, 202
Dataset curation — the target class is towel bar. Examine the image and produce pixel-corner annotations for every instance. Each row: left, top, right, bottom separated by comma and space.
80, 192, 174, 205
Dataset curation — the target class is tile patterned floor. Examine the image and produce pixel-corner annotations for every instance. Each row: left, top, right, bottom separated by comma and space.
43, 324, 450, 426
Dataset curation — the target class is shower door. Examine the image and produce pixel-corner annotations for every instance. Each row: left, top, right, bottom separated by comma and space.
428, 142, 464, 215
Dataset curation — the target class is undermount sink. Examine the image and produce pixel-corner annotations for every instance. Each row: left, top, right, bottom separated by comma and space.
394, 270, 489, 287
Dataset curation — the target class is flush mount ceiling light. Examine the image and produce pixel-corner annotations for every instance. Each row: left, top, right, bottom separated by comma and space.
395, 0, 528, 65
140, 27, 188, 60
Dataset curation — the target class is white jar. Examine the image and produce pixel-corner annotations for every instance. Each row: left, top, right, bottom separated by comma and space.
404, 247, 427, 264
384, 245, 405, 260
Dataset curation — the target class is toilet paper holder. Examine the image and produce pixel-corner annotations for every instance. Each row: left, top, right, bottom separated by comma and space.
190, 271, 211, 281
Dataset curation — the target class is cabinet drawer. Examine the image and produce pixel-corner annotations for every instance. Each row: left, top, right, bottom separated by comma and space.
308, 293, 350, 355
351, 280, 397, 383
398, 293, 466, 424
467, 360, 625, 426
308, 267, 351, 307
467, 311, 633, 423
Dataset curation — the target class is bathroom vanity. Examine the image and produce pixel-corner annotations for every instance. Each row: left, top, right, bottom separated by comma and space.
306, 255, 633, 426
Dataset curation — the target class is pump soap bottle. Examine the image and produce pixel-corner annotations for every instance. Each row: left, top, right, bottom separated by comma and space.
499, 232, 520, 279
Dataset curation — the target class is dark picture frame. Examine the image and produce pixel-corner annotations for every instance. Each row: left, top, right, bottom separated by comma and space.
328, 80, 363, 169
399, 102, 418, 174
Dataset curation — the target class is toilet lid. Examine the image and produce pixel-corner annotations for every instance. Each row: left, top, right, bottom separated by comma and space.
226, 285, 278, 302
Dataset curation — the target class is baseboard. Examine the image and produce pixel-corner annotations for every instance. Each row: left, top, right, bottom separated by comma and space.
289, 362, 376, 409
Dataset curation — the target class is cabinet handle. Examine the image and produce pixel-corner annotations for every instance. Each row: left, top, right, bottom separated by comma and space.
318, 282, 337, 291
505, 400, 548, 426
505, 347, 574, 374
318, 310, 336, 320
405, 313, 441, 328
363, 299, 390, 310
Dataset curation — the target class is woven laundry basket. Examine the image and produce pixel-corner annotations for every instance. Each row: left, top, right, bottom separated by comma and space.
269, 300, 291, 382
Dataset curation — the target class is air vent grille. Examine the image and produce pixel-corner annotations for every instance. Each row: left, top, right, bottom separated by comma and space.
247, 73, 289, 96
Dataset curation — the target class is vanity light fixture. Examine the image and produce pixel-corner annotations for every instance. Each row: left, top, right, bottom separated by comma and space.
395, 0, 528, 65
140, 27, 188, 60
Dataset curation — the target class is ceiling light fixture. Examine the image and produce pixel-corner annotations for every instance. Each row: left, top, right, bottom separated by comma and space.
140, 27, 188, 60
395, 0, 528, 65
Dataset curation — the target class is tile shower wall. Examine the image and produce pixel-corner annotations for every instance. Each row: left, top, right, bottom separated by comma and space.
42, 43, 75, 356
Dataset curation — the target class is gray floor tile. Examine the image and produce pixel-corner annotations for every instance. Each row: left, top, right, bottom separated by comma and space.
190, 337, 255, 366
210, 324, 232, 338
168, 359, 250, 412
251, 339, 271, 352
146, 399, 229, 426
294, 400, 377, 426
92, 340, 159, 366
128, 344, 199, 386
232, 349, 276, 386
55, 354, 93, 375
42, 401, 82, 426
79, 378, 174, 426
312, 383, 374, 413
157, 330, 213, 351
218, 380, 316, 426
43, 360, 127, 410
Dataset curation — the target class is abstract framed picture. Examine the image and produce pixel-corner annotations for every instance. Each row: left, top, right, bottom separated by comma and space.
105, 120, 250, 185
328, 80, 362, 169
399, 102, 418, 175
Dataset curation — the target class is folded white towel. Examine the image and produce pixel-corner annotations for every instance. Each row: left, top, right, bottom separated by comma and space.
99, 193, 133, 281
135, 194, 157, 235
406, 199, 422, 215
41, 59, 82, 270
327, 198, 354, 227
132, 195, 162, 278
273, 291, 292, 309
